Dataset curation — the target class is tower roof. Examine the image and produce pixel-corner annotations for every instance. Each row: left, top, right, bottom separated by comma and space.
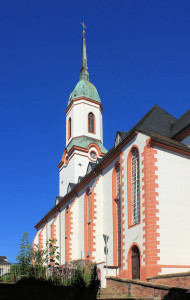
67, 26, 101, 107
80, 25, 89, 81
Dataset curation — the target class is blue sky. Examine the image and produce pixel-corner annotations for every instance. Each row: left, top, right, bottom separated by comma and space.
1, 0, 190, 263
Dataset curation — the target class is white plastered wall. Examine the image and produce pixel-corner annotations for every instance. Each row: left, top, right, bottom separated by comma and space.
66, 99, 103, 145
41, 225, 47, 251
76, 190, 85, 259
101, 161, 118, 287
46, 215, 55, 241
53, 214, 60, 265
59, 153, 89, 196
156, 147, 190, 274
33, 230, 40, 247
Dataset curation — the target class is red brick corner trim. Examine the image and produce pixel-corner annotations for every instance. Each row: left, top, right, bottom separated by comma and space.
51, 213, 60, 240
141, 138, 161, 280
39, 224, 47, 251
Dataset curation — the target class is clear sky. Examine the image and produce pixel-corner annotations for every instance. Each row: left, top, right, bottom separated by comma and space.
1, 0, 190, 263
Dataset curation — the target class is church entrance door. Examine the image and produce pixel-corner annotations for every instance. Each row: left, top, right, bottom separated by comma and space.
131, 246, 140, 279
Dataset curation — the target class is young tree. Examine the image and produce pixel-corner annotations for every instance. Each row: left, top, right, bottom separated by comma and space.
16, 232, 33, 276
32, 244, 46, 267
45, 239, 60, 268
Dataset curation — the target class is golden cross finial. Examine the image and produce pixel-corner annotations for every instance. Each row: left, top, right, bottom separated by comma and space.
81, 22, 87, 35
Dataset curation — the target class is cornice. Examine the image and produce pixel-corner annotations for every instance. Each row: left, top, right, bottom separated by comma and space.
65, 97, 103, 114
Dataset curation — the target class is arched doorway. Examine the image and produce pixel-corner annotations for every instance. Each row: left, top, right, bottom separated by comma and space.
131, 245, 140, 279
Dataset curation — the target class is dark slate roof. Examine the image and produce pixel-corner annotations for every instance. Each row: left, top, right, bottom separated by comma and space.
56, 196, 64, 201
0, 256, 11, 265
130, 105, 190, 139
170, 109, 190, 138
68, 183, 77, 190
55, 196, 64, 205
89, 162, 97, 168
120, 131, 128, 139
86, 162, 97, 175
133, 105, 176, 137
96, 157, 103, 164
78, 176, 83, 183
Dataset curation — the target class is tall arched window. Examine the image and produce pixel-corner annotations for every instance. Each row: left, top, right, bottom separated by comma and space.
88, 112, 95, 133
112, 162, 121, 267
65, 205, 70, 263
116, 164, 121, 267
116, 164, 121, 200
131, 148, 140, 225
68, 118, 71, 140
84, 189, 91, 258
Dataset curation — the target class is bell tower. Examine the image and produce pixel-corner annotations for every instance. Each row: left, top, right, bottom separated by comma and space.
58, 26, 107, 196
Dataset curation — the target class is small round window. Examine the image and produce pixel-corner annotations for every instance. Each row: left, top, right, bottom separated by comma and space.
90, 151, 97, 159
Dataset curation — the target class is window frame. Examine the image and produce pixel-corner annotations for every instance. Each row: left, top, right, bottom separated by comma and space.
112, 161, 122, 267
131, 148, 140, 225
68, 117, 71, 140
127, 146, 141, 228
88, 112, 95, 134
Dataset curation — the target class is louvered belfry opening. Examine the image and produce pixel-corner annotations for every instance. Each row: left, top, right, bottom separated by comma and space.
131, 148, 140, 225
88, 112, 95, 133
116, 164, 121, 267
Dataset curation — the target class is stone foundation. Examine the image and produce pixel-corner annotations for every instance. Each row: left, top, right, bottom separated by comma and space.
106, 276, 190, 299
147, 272, 190, 289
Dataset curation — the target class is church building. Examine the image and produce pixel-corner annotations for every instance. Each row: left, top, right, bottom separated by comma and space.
34, 28, 190, 287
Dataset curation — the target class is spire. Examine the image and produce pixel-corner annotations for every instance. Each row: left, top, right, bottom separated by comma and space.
80, 23, 89, 81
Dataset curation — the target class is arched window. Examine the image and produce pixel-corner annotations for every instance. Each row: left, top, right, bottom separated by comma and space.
65, 205, 70, 263
131, 148, 140, 225
116, 164, 121, 266
116, 164, 121, 200
88, 112, 95, 133
112, 162, 121, 267
68, 118, 71, 139
84, 189, 91, 258
87, 193, 90, 223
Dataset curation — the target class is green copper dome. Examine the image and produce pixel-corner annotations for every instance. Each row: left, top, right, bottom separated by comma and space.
67, 79, 101, 106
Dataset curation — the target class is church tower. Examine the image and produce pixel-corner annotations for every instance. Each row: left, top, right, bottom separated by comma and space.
58, 27, 107, 196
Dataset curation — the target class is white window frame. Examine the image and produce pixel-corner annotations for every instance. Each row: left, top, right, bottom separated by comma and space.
131, 148, 140, 225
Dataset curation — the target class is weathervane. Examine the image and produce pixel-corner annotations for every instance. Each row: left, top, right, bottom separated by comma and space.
81, 22, 87, 35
